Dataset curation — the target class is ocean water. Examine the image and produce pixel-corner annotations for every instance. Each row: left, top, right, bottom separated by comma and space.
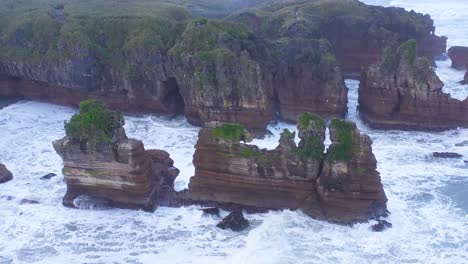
0, 0, 467, 263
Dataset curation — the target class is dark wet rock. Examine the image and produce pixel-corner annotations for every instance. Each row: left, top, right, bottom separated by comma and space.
448, 46, 468, 70
371, 220, 393, 232
432, 152, 463, 159
40, 173, 57, 180
0, 163, 13, 183
0, 195, 14, 201
201, 207, 220, 216
20, 199, 39, 205
462, 69, 468, 85
216, 211, 249, 231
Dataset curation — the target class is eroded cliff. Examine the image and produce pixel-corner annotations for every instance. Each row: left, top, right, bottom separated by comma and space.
188, 113, 388, 224
53, 100, 179, 211
0, 0, 446, 131
359, 40, 468, 130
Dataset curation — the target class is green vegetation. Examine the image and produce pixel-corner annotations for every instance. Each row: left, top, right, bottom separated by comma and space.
64, 99, 120, 143
398, 39, 417, 65
0, 0, 191, 76
380, 46, 395, 74
295, 137, 324, 160
240, 146, 262, 159
213, 123, 248, 143
327, 119, 355, 161
280, 129, 295, 139
297, 112, 325, 130
170, 19, 252, 56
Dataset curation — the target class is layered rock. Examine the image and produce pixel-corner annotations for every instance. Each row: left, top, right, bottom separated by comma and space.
317, 120, 388, 222
231, 0, 447, 75
53, 100, 179, 211
448, 46, 468, 69
359, 40, 468, 130
187, 114, 388, 224
170, 19, 273, 131
0, 0, 444, 131
0, 164, 13, 184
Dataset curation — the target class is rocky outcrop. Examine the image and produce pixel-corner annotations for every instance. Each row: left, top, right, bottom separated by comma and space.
187, 114, 388, 224
216, 211, 249, 231
448, 46, 468, 70
53, 100, 179, 211
359, 40, 468, 131
432, 152, 463, 159
0, 164, 13, 184
0, 0, 444, 131
231, 0, 447, 75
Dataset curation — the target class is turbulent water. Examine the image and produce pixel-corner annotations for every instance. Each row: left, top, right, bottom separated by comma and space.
0, 0, 467, 263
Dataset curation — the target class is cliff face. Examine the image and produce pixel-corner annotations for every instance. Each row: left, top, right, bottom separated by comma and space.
359, 40, 468, 131
231, 0, 447, 75
53, 100, 179, 211
0, 0, 445, 131
170, 19, 273, 130
187, 115, 388, 224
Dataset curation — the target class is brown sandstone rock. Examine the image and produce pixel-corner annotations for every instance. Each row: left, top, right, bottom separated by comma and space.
316, 120, 388, 223
448, 46, 468, 70
53, 100, 179, 211
359, 40, 468, 131
0, 163, 13, 184
187, 114, 388, 224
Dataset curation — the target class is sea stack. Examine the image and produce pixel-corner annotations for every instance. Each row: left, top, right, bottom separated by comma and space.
53, 99, 179, 211
359, 40, 468, 131
187, 113, 388, 224
448, 46, 468, 69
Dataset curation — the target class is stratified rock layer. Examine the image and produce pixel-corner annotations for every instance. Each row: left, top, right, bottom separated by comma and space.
359, 41, 468, 131
0, 0, 446, 131
0, 163, 13, 184
53, 102, 179, 211
448, 46, 468, 69
187, 117, 388, 224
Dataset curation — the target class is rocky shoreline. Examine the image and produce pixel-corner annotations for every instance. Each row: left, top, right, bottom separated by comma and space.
0, 0, 453, 132
54, 102, 388, 225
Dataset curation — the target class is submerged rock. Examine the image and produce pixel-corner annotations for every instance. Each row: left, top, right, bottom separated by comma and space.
201, 207, 220, 216
0, 163, 13, 183
448, 46, 468, 70
53, 100, 179, 212
359, 40, 468, 131
187, 114, 388, 224
216, 211, 249, 231
432, 152, 463, 159
371, 220, 393, 232
40, 173, 57, 180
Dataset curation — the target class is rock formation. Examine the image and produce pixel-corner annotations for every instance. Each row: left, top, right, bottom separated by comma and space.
231, 0, 447, 75
0, 0, 445, 131
359, 40, 468, 131
53, 100, 179, 211
448, 46, 468, 69
187, 114, 388, 224
0, 164, 13, 184
462, 69, 468, 85
216, 211, 250, 231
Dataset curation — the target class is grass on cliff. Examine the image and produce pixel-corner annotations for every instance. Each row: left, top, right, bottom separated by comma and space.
213, 123, 249, 143
327, 119, 354, 161
295, 113, 325, 160
65, 99, 120, 143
